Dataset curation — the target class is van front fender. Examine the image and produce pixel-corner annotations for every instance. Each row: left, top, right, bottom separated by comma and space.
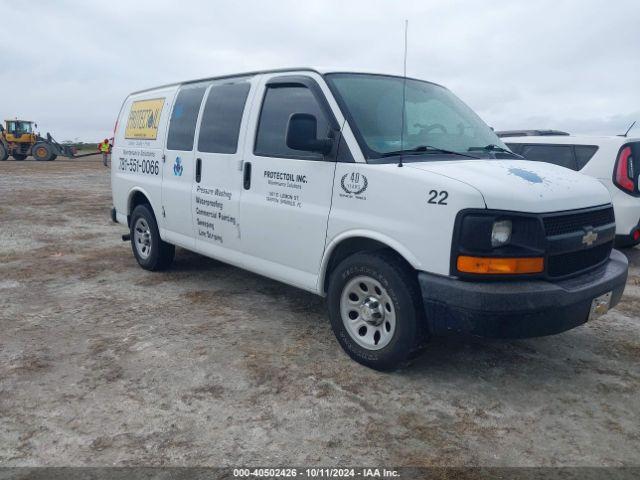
318, 229, 421, 294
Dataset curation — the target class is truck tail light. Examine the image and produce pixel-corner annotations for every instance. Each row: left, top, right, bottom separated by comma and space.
457, 256, 544, 274
613, 146, 635, 193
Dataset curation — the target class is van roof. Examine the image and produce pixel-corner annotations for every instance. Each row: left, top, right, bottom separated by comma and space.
130, 67, 446, 95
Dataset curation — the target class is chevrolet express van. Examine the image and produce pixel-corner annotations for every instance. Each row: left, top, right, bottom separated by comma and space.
111, 68, 628, 370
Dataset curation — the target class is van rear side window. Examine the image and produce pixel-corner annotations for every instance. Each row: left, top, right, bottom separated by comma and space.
198, 82, 251, 154
167, 85, 207, 151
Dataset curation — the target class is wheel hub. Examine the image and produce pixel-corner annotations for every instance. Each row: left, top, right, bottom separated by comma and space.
360, 296, 385, 326
339, 275, 396, 351
133, 218, 152, 259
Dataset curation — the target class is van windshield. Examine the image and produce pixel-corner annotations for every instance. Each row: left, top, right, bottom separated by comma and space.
325, 73, 508, 162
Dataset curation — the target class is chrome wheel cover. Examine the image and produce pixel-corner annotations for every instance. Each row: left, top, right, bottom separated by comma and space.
340, 275, 396, 350
133, 217, 152, 260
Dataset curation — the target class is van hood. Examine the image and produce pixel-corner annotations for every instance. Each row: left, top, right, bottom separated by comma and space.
406, 159, 611, 213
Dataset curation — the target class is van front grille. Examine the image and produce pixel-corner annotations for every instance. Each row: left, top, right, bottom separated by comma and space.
543, 207, 615, 236
547, 242, 613, 278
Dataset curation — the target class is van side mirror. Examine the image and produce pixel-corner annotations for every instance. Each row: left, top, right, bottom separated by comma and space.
286, 113, 333, 155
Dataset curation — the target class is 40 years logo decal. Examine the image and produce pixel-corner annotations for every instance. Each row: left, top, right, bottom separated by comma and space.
340, 172, 368, 195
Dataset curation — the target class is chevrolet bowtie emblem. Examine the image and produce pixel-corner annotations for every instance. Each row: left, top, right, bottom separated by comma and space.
582, 229, 598, 247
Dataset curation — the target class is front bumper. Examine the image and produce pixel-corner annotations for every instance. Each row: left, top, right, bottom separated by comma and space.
418, 249, 628, 339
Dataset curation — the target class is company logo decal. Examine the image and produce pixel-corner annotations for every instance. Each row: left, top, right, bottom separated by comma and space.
582, 228, 598, 247
173, 156, 183, 176
125, 98, 165, 140
340, 172, 368, 195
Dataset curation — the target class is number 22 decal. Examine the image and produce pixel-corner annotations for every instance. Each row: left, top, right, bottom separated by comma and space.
428, 190, 448, 205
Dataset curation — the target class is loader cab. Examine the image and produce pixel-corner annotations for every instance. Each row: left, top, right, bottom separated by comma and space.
4, 120, 35, 143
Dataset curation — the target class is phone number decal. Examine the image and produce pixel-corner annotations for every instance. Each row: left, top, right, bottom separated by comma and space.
118, 157, 160, 176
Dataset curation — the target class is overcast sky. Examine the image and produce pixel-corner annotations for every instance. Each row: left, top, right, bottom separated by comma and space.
1, 0, 639, 142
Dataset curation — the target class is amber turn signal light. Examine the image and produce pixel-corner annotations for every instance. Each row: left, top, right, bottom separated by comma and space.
457, 256, 544, 274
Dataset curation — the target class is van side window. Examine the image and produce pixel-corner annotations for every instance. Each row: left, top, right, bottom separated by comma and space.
574, 145, 599, 170
198, 82, 251, 154
255, 85, 329, 160
167, 85, 207, 151
520, 144, 577, 170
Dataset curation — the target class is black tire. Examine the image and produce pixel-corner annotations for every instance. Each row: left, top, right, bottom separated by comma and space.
327, 250, 428, 371
12, 153, 27, 161
32, 142, 54, 161
0, 144, 8, 161
130, 204, 175, 271
50, 154, 58, 161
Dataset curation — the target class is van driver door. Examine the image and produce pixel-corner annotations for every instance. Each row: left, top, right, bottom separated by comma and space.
239, 74, 341, 291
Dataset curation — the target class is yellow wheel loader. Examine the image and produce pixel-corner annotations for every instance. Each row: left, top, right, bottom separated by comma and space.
0, 119, 92, 161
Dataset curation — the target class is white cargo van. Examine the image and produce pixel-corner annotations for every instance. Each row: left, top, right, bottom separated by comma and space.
111, 68, 628, 370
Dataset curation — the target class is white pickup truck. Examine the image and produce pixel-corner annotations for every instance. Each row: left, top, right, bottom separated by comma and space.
110, 68, 628, 370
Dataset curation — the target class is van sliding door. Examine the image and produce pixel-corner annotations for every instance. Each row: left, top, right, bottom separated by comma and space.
161, 83, 208, 248
192, 77, 254, 255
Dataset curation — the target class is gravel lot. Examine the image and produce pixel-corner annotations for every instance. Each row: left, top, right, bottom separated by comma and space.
1, 157, 639, 467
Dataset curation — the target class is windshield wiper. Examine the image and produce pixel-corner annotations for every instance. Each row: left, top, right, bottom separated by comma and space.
468, 144, 523, 158
382, 145, 479, 159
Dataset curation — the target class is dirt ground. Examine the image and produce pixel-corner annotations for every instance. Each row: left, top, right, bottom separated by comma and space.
1, 157, 639, 467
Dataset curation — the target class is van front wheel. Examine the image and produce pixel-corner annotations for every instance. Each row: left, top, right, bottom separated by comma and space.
130, 204, 175, 271
327, 251, 427, 371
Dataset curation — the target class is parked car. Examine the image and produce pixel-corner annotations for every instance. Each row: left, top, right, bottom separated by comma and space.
110, 68, 628, 370
499, 132, 640, 247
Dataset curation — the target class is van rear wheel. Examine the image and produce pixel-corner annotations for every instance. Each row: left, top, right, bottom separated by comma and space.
130, 204, 175, 271
327, 251, 427, 371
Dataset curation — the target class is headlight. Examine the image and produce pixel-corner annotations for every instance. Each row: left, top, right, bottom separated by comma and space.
452, 210, 546, 277
491, 220, 512, 247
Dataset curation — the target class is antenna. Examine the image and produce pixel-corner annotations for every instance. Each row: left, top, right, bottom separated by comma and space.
621, 121, 636, 137
398, 19, 408, 168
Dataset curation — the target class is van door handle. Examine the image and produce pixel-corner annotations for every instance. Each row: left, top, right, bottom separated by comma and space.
243, 161, 252, 190
195, 158, 202, 183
